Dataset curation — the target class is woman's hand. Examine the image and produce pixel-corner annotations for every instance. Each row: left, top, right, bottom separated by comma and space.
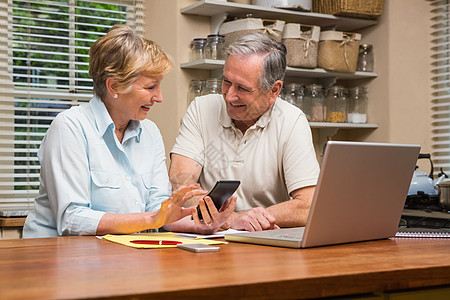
151, 184, 207, 228
191, 196, 237, 234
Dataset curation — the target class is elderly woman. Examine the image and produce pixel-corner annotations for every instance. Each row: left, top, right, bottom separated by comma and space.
23, 24, 234, 238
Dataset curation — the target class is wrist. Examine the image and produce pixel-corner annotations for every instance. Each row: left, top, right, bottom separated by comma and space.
145, 210, 163, 229
221, 211, 238, 230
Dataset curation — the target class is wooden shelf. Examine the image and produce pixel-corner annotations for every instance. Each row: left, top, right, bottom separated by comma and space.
310, 123, 378, 155
181, 59, 377, 80
309, 122, 378, 129
181, 0, 378, 32
180, 59, 225, 70
286, 67, 377, 79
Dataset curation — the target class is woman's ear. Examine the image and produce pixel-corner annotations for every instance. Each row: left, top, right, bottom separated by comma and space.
105, 77, 119, 98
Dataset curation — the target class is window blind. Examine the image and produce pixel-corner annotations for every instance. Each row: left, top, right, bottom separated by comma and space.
430, 0, 450, 177
0, 0, 144, 211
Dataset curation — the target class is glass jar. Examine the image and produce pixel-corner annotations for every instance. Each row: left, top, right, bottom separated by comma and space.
201, 78, 222, 95
187, 79, 204, 105
295, 85, 305, 111
325, 86, 346, 123
204, 34, 225, 60
303, 84, 324, 122
190, 38, 207, 61
283, 83, 299, 106
357, 44, 374, 72
347, 87, 368, 123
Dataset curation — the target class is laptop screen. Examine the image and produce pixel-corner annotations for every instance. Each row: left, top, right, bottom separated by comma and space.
301, 141, 420, 248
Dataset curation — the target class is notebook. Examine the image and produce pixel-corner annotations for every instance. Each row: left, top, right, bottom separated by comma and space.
395, 228, 450, 238
225, 141, 421, 248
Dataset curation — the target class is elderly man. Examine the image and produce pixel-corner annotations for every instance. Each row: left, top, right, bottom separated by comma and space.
166, 33, 319, 234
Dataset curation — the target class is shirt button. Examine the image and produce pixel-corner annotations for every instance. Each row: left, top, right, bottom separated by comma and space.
106, 179, 110, 184
125, 176, 129, 181
134, 200, 138, 205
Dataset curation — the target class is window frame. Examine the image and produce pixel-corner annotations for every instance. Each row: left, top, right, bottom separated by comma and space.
0, 0, 144, 211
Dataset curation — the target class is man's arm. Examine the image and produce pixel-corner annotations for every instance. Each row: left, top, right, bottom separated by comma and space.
169, 153, 202, 190
223, 185, 315, 231
167, 154, 238, 234
266, 185, 315, 227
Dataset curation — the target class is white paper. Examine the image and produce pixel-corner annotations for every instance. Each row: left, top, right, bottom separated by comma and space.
175, 229, 242, 239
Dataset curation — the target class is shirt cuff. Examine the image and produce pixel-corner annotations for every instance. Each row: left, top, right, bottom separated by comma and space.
67, 209, 106, 236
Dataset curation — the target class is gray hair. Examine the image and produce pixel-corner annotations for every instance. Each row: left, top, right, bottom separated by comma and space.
226, 33, 286, 92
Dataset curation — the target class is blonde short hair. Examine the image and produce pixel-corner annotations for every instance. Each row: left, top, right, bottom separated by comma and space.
89, 24, 173, 99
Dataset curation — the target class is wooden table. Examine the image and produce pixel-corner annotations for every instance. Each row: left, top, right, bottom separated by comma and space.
1, 236, 450, 299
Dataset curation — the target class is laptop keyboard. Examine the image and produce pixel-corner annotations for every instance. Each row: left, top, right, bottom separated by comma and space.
255, 227, 305, 241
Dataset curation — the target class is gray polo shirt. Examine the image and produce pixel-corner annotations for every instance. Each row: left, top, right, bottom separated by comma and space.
171, 94, 319, 211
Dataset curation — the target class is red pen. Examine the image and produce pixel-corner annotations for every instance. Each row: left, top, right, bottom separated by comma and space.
130, 240, 182, 245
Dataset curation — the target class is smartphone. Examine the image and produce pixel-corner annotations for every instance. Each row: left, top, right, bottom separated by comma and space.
177, 243, 220, 253
196, 180, 240, 220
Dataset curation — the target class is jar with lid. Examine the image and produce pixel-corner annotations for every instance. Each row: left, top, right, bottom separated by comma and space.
201, 78, 222, 95
190, 38, 207, 61
347, 87, 368, 123
303, 84, 324, 122
325, 86, 346, 123
205, 34, 225, 60
295, 85, 305, 110
356, 44, 374, 72
187, 79, 204, 105
283, 83, 299, 106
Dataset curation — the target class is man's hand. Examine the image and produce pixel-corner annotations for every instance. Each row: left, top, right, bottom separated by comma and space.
191, 196, 237, 235
223, 207, 279, 231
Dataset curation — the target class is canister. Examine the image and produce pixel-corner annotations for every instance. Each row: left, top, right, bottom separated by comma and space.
201, 79, 222, 95
347, 87, 367, 123
325, 86, 346, 123
303, 84, 324, 122
205, 34, 225, 60
357, 44, 374, 72
190, 38, 207, 61
187, 79, 204, 105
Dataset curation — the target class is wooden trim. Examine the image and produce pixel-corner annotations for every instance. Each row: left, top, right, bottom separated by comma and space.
0, 217, 26, 227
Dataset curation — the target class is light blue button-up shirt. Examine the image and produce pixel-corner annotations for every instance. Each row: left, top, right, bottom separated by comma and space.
22, 96, 171, 238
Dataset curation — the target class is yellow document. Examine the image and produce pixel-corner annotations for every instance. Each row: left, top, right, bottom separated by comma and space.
102, 232, 227, 249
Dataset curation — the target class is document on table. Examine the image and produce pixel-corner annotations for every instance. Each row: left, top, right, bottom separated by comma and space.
102, 232, 227, 249
175, 228, 242, 239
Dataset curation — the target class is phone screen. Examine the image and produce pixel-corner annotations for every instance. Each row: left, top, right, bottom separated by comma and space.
196, 180, 240, 220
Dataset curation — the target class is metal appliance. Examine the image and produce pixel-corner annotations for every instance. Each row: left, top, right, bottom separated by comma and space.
404, 153, 447, 211
401, 153, 450, 231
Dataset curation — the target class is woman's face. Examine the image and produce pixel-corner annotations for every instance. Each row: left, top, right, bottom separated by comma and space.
117, 75, 163, 122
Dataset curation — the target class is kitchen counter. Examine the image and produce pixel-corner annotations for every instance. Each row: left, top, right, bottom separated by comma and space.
0, 210, 29, 239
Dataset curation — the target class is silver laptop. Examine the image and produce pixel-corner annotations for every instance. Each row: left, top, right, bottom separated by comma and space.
225, 141, 421, 248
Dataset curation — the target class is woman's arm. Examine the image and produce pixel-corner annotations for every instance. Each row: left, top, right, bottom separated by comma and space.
96, 185, 207, 235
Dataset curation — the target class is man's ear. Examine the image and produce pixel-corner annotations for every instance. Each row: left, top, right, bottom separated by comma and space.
271, 80, 283, 98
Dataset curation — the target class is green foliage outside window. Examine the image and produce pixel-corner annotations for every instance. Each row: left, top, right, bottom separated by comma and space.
12, 1, 128, 191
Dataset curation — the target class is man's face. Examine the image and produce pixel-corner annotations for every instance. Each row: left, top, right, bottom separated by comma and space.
222, 54, 278, 129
